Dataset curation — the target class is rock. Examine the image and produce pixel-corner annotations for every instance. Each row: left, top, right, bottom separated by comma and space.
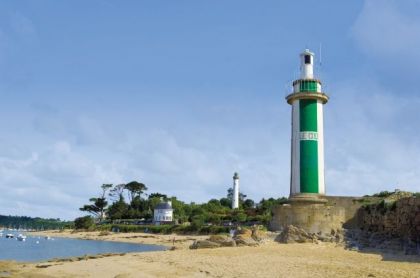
251, 227, 266, 242
208, 235, 236, 247
235, 228, 253, 237
335, 233, 344, 243
234, 235, 259, 247
233, 228, 259, 246
189, 240, 221, 249
276, 225, 317, 244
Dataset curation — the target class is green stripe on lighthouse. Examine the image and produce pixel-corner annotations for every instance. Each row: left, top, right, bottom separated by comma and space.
299, 99, 319, 193
299, 80, 318, 92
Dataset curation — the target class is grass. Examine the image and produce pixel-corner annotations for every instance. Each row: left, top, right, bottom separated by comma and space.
92, 224, 231, 235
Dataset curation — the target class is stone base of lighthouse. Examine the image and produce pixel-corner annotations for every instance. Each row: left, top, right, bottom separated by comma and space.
269, 196, 365, 234
289, 193, 328, 204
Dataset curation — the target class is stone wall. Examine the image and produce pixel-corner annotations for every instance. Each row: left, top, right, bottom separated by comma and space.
270, 202, 346, 234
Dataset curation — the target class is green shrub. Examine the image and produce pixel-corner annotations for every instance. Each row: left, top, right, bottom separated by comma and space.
372, 191, 393, 198
74, 216, 94, 230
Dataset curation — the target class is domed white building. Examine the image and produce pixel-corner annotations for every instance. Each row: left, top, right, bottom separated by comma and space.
153, 200, 173, 225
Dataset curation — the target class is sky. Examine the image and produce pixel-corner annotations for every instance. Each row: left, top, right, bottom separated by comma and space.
0, 0, 420, 220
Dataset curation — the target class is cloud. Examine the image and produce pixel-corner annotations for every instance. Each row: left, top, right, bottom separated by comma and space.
0, 113, 289, 220
325, 79, 420, 195
351, 0, 420, 72
0, 140, 124, 220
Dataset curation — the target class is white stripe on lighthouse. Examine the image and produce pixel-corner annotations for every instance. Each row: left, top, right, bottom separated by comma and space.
291, 99, 300, 195
317, 101, 325, 195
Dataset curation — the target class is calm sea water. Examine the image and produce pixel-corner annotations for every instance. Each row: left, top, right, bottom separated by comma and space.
0, 230, 166, 262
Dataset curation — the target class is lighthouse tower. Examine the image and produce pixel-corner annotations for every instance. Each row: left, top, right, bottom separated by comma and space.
232, 172, 239, 209
286, 49, 329, 203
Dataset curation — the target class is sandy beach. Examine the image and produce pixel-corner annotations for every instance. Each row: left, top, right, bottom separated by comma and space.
0, 230, 418, 278
28, 230, 207, 249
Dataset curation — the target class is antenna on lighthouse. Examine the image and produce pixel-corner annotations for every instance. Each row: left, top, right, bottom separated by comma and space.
319, 43, 322, 66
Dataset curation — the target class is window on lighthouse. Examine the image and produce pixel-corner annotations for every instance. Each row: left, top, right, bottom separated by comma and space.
304, 55, 311, 64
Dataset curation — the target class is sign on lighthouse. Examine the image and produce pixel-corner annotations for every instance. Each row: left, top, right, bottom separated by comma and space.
286, 49, 329, 203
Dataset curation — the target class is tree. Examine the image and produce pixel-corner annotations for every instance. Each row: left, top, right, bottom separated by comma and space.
219, 197, 231, 208
107, 195, 129, 220
148, 192, 167, 200
170, 197, 189, 224
232, 212, 247, 223
243, 199, 255, 209
109, 184, 126, 201
74, 216, 94, 230
125, 181, 148, 202
80, 197, 108, 221
80, 184, 112, 221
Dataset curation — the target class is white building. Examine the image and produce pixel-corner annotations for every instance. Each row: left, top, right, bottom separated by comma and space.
153, 200, 173, 225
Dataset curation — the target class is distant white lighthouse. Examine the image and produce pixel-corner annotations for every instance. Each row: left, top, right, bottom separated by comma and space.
286, 49, 329, 202
232, 172, 239, 209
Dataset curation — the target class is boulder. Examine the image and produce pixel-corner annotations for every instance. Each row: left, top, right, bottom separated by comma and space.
276, 225, 317, 243
208, 235, 236, 247
234, 235, 259, 246
189, 240, 221, 249
251, 227, 266, 242
233, 228, 259, 246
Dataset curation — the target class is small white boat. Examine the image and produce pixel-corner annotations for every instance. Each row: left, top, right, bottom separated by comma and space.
6, 233, 14, 239
45, 236, 52, 240
17, 234, 27, 241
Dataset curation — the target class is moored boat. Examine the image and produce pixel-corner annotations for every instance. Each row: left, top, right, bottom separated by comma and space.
17, 234, 27, 241
6, 233, 14, 238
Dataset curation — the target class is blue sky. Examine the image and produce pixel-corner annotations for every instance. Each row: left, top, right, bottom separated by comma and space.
1, 0, 420, 220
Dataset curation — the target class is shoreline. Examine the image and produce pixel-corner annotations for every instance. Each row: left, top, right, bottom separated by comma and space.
1, 230, 419, 278
28, 229, 208, 249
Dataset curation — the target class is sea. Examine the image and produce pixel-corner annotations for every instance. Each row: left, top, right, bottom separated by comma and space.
0, 230, 166, 262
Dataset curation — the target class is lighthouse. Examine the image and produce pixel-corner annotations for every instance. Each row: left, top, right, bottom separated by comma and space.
232, 172, 239, 209
286, 49, 329, 202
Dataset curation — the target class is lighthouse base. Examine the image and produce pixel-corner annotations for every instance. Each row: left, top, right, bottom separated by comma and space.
289, 193, 328, 204
269, 196, 365, 234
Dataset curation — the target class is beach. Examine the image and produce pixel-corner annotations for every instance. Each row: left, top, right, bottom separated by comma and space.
1, 231, 419, 278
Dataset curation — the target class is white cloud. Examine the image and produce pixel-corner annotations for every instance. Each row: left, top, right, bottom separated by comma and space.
325, 79, 420, 195
351, 0, 420, 70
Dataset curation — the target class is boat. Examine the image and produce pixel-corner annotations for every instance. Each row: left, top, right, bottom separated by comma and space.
5, 233, 14, 238
45, 236, 52, 240
17, 234, 27, 241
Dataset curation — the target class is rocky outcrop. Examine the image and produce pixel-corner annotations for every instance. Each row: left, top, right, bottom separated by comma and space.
356, 195, 420, 255
233, 227, 263, 246
208, 235, 236, 247
276, 225, 316, 243
190, 240, 221, 249
343, 229, 420, 255
189, 227, 264, 249
275, 225, 344, 244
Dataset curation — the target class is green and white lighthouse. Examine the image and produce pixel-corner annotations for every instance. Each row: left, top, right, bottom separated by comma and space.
286, 49, 329, 202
